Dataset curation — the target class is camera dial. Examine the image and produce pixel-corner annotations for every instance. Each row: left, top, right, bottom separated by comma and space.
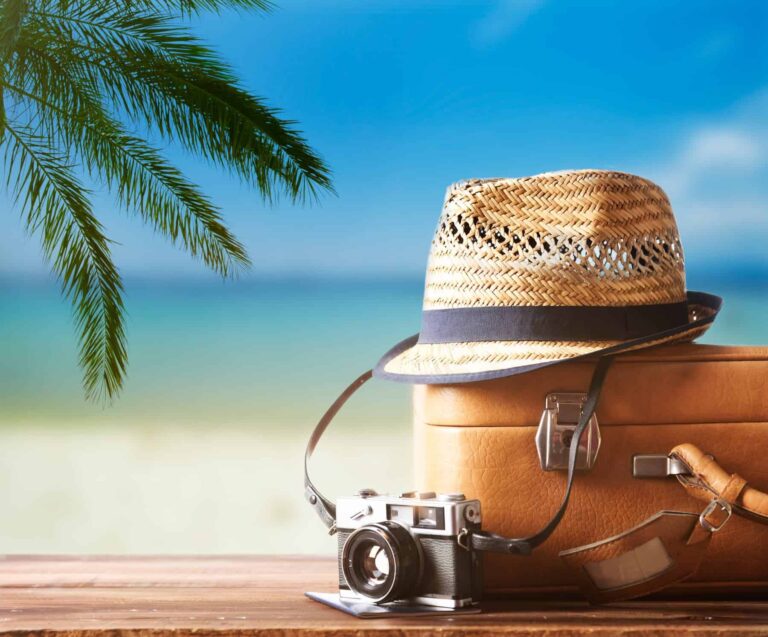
341, 520, 421, 603
437, 492, 466, 502
399, 491, 437, 499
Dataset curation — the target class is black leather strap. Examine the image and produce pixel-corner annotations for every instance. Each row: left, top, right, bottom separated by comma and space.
470, 356, 613, 554
304, 357, 612, 550
304, 370, 373, 532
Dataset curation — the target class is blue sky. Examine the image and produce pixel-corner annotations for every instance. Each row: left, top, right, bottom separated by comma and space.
2, 0, 767, 283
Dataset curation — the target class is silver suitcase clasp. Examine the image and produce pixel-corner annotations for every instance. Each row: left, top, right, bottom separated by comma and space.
535, 392, 601, 471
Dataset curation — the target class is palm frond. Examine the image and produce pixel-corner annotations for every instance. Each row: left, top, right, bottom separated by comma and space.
36, 0, 273, 18
28, 2, 234, 73
0, 0, 27, 60
2, 123, 126, 402
4, 51, 251, 275
129, 0, 274, 16
22, 6, 334, 201
0, 0, 28, 138
0, 0, 334, 401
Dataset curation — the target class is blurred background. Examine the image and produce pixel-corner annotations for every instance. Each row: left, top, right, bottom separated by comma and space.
0, 0, 766, 554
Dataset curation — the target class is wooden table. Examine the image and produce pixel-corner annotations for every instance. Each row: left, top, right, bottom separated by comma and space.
1, 556, 767, 636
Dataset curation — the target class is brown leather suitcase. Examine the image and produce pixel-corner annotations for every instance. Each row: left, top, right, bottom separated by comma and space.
413, 342, 768, 596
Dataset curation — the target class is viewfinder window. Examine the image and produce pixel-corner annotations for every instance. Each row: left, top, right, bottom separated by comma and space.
416, 506, 445, 530
388, 505, 416, 526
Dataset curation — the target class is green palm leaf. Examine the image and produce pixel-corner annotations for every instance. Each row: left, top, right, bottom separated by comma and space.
0, 0, 333, 402
4, 58, 250, 275
23, 2, 333, 199
4, 123, 126, 401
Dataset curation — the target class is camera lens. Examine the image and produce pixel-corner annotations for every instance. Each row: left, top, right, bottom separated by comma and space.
358, 542, 390, 585
342, 521, 421, 603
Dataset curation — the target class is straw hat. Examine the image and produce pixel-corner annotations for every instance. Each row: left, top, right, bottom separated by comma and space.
375, 169, 721, 383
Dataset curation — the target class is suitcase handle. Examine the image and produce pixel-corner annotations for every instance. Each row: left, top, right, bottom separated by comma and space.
671, 443, 768, 523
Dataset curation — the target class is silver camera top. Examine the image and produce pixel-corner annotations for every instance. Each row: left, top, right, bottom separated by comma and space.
335, 489, 482, 537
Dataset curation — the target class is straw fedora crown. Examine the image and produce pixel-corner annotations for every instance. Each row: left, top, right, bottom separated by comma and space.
375, 169, 720, 382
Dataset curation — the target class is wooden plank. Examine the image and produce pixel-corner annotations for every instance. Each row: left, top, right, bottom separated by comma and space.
1, 555, 767, 636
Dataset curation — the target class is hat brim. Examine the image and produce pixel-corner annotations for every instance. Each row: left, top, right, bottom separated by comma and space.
374, 291, 722, 384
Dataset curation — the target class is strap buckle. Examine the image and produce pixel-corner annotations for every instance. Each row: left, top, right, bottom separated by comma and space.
699, 498, 732, 533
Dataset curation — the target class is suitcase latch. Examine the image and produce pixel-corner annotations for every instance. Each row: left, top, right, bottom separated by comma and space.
535, 392, 601, 471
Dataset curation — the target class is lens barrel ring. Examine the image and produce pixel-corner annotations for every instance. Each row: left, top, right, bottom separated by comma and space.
341, 520, 421, 603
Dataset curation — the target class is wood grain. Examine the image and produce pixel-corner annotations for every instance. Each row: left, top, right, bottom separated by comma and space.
1, 555, 767, 636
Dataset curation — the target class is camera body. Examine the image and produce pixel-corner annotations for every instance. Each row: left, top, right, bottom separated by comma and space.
335, 489, 483, 608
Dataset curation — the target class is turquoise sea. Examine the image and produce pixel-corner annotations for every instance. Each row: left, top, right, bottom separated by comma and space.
0, 277, 426, 429
0, 277, 766, 554
2, 277, 767, 426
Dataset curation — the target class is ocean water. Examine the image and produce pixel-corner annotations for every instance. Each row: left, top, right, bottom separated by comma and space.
0, 277, 766, 554
0, 278, 424, 428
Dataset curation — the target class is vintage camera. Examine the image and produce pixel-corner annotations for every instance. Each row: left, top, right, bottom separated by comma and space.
335, 489, 483, 608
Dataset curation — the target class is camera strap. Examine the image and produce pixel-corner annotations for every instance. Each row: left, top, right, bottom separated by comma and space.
470, 355, 613, 555
304, 357, 613, 552
304, 370, 373, 532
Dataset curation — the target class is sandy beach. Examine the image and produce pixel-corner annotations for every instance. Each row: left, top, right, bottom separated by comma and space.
0, 422, 413, 555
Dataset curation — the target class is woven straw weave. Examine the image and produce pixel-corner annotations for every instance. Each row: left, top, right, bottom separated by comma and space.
381, 170, 715, 378
424, 170, 686, 310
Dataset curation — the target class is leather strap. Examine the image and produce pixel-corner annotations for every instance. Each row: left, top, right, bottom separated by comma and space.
470, 356, 613, 555
563, 442, 768, 603
560, 510, 713, 604
671, 443, 768, 524
305, 357, 614, 554
304, 370, 373, 532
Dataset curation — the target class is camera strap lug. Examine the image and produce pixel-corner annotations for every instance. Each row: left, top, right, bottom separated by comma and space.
305, 484, 337, 532
457, 528, 470, 551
